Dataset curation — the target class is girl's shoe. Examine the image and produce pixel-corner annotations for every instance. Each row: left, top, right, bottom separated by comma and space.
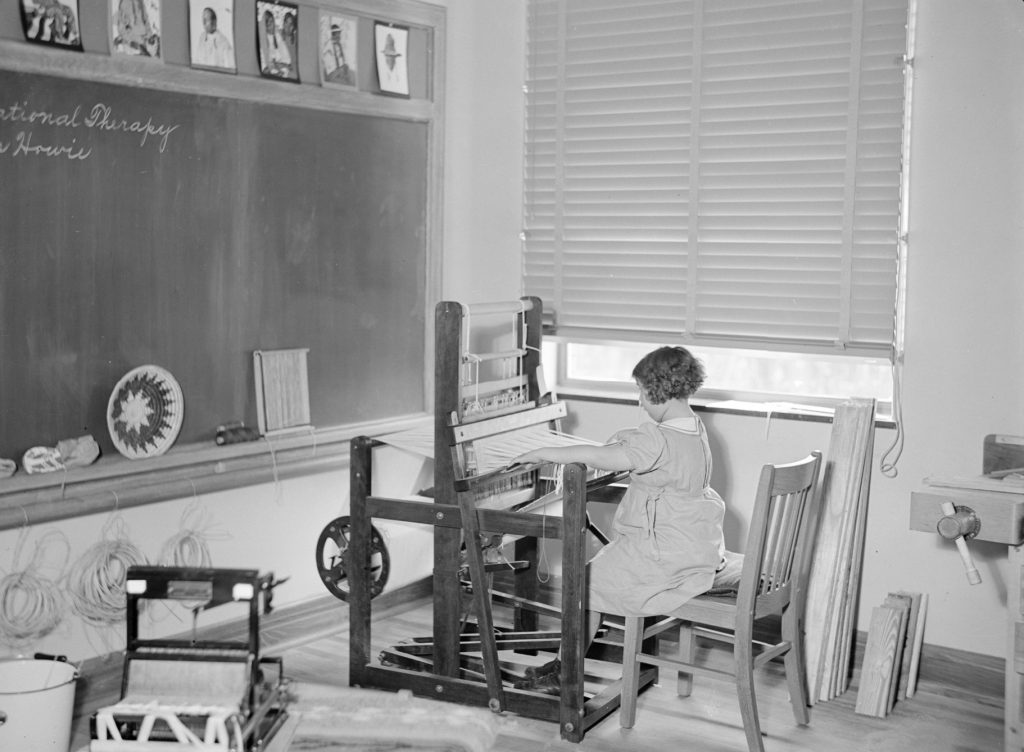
523, 658, 560, 681
512, 658, 561, 694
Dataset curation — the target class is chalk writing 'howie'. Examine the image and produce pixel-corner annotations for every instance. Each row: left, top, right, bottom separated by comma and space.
6, 131, 91, 159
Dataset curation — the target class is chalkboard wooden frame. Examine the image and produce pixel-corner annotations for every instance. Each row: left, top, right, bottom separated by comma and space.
0, 0, 444, 531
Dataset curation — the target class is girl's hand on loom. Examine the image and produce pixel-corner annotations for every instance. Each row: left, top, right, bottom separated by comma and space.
511, 449, 546, 466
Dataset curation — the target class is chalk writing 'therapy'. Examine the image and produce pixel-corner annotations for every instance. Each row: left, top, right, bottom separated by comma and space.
83, 104, 179, 153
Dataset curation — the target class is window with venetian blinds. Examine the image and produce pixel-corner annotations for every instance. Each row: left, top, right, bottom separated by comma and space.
523, 0, 912, 359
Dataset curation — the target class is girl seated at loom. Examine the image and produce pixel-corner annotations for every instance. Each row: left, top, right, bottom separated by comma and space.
511, 345, 727, 693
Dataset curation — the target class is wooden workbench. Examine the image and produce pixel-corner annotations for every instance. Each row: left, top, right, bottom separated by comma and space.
910, 435, 1024, 752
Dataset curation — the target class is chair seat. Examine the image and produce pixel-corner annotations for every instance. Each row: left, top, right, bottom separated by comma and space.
668, 595, 737, 631
707, 549, 744, 594
645, 550, 743, 629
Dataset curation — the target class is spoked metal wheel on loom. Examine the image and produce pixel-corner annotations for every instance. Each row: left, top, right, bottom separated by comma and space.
315, 516, 390, 600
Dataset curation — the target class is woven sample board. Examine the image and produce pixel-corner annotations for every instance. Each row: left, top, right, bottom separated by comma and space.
254, 348, 311, 435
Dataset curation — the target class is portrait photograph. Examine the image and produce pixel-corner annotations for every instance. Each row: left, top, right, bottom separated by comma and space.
319, 12, 357, 89
110, 0, 161, 59
20, 0, 83, 50
256, 0, 299, 82
374, 22, 409, 98
189, 0, 236, 72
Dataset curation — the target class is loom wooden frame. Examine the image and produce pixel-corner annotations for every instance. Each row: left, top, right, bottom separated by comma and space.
347, 298, 648, 742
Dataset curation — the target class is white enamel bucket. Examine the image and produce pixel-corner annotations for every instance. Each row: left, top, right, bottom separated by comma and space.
0, 657, 78, 752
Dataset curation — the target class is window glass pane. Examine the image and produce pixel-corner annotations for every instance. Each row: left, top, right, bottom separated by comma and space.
564, 341, 892, 404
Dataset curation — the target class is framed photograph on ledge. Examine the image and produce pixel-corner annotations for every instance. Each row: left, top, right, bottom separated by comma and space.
188, 0, 236, 73
319, 12, 357, 88
20, 0, 83, 51
110, 0, 162, 59
257, 0, 299, 82
374, 22, 409, 97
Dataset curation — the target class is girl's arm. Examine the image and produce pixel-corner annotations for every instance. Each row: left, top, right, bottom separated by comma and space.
513, 442, 633, 472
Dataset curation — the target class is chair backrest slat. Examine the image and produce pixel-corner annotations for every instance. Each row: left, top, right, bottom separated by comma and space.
760, 497, 782, 594
768, 491, 800, 592
778, 491, 807, 584
737, 452, 823, 615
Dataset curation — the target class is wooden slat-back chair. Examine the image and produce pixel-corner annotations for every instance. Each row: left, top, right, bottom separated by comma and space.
619, 451, 823, 752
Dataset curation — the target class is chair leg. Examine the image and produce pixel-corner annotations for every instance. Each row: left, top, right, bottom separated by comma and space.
782, 608, 811, 725
676, 622, 695, 697
735, 631, 766, 752
619, 616, 644, 728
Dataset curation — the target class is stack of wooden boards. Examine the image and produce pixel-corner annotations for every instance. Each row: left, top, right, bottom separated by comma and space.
804, 398, 876, 703
855, 591, 928, 717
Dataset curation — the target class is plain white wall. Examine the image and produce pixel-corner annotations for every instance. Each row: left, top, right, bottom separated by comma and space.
439, 0, 525, 303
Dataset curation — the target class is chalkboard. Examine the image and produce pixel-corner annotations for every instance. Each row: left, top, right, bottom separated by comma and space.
0, 69, 428, 458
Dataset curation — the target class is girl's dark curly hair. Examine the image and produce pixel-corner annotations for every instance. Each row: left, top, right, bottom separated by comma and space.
631, 346, 705, 404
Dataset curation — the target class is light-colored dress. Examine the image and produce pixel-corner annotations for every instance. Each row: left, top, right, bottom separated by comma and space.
587, 415, 726, 617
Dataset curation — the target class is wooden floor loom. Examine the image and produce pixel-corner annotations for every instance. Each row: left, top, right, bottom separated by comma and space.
347, 298, 654, 742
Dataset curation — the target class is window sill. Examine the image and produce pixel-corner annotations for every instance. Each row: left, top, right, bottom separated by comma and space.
0, 413, 429, 532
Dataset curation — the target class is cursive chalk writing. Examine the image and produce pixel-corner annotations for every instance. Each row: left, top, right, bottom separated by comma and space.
0, 101, 81, 128
11, 131, 92, 160
0, 99, 181, 154
83, 104, 179, 152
